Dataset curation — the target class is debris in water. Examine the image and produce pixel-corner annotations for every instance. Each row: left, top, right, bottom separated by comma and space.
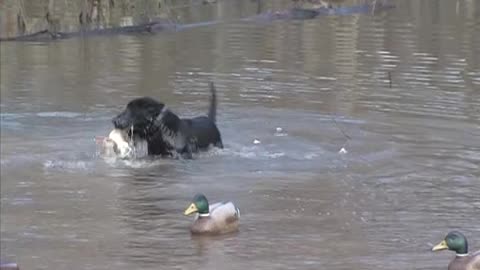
274, 127, 288, 137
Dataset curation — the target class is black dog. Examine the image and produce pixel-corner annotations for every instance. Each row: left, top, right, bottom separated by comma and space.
112, 82, 223, 158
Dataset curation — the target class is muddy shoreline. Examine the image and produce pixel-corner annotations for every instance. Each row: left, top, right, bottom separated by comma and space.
0, 1, 394, 42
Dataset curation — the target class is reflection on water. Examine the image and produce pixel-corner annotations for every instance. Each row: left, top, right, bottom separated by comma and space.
1, 0, 479, 269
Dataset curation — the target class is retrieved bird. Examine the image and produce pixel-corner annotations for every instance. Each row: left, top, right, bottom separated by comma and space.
96, 129, 133, 158
432, 231, 480, 270
107, 128, 133, 158
184, 194, 240, 235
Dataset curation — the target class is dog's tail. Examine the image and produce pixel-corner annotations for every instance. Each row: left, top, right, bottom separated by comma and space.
208, 81, 217, 123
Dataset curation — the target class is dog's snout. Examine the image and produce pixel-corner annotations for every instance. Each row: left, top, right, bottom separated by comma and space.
112, 115, 127, 129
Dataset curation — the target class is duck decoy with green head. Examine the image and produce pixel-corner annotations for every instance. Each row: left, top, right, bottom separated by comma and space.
184, 194, 240, 235
432, 231, 480, 270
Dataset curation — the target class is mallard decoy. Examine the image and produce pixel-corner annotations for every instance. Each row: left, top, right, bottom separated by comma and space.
184, 194, 240, 235
432, 231, 480, 270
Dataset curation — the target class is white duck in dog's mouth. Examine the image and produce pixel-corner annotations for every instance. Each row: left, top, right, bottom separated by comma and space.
97, 128, 137, 159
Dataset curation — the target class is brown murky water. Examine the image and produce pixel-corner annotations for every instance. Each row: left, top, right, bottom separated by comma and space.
1, 0, 479, 269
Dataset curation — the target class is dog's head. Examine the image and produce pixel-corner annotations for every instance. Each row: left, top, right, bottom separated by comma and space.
112, 97, 166, 139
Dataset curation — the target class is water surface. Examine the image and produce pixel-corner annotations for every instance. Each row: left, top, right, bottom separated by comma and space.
1, 0, 479, 269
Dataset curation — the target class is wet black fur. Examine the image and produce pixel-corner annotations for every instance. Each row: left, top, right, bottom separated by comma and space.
112, 82, 223, 158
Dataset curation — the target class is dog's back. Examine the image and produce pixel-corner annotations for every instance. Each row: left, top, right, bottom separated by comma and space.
187, 117, 223, 149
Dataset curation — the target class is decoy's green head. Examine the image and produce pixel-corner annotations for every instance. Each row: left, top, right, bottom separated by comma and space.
184, 194, 209, 216
432, 231, 468, 254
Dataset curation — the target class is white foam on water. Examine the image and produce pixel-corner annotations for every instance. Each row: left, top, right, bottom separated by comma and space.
274, 132, 288, 137
43, 160, 93, 171
121, 158, 172, 168
219, 144, 304, 161
304, 153, 318, 159
37, 112, 83, 118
